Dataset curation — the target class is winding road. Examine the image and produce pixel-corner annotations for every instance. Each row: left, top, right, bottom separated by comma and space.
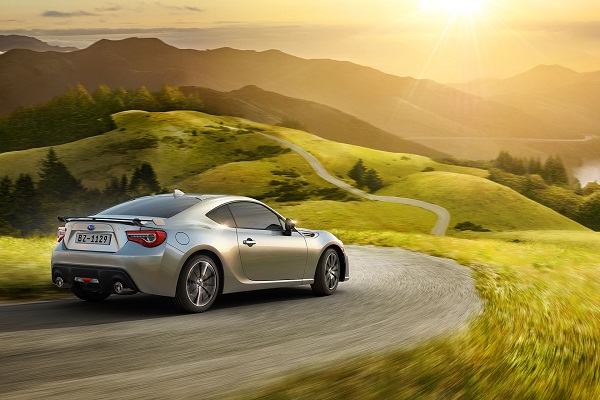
0, 246, 481, 399
263, 134, 451, 235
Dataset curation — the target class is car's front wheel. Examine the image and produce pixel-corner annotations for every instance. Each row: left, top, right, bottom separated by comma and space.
311, 248, 340, 296
174, 254, 220, 313
71, 284, 111, 302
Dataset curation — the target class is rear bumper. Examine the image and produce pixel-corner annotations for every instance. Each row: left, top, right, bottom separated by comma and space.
52, 265, 140, 294
51, 241, 185, 297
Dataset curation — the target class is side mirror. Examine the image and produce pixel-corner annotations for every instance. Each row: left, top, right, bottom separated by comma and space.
284, 218, 296, 236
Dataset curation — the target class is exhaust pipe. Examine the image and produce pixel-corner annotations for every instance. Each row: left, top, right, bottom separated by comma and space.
114, 281, 135, 295
54, 276, 71, 289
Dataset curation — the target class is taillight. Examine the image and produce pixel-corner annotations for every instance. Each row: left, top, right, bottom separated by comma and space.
57, 227, 67, 242
126, 230, 167, 248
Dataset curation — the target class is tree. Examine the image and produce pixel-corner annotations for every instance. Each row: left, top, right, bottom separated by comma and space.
0, 176, 14, 226
541, 155, 569, 186
129, 162, 162, 196
582, 181, 600, 196
494, 150, 525, 175
527, 158, 543, 175
11, 174, 39, 235
348, 159, 367, 186
363, 168, 384, 192
126, 86, 159, 111
37, 148, 83, 199
577, 192, 600, 230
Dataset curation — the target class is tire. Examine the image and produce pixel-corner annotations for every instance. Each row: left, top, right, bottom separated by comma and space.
311, 248, 340, 296
174, 254, 220, 313
71, 284, 111, 302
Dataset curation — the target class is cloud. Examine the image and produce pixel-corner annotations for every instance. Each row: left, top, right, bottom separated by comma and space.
42, 10, 100, 18
154, 3, 205, 13
94, 6, 123, 12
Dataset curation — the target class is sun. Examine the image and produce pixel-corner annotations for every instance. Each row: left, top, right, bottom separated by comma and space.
420, 0, 487, 17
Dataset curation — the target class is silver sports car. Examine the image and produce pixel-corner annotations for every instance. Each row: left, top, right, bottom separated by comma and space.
51, 191, 349, 312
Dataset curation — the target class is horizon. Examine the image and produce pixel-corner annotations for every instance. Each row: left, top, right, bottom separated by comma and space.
2, 0, 600, 82
3, 34, 594, 84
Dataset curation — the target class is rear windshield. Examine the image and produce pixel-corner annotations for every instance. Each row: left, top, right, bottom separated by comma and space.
96, 196, 201, 218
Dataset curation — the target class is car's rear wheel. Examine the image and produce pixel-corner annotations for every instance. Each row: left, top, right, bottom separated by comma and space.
71, 284, 111, 302
174, 254, 220, 313
311, 248, 340, 296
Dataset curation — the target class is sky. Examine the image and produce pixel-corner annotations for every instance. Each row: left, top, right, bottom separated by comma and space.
1, 0, 600, 82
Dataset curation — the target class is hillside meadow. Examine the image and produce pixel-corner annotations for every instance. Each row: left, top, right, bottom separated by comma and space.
1, 110, 598, 397
0, 110, 586, 235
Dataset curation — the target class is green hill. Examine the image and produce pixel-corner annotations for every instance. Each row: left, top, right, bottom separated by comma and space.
0, 110, 587, 234
266, 129, 588, 233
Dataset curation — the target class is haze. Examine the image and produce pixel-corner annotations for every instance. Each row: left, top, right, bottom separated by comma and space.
2, 0, 600, 82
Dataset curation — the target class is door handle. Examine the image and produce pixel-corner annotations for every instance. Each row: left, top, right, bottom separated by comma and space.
243, 238, 256, 247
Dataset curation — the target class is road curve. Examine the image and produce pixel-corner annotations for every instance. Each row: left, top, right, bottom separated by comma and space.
0, 246, 481, 399
263, 134, 450, 235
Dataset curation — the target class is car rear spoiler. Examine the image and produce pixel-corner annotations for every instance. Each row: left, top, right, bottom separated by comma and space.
57, 216, 160, 227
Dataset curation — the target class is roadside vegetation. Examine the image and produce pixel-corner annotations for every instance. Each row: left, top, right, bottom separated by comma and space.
442, 151, 600, 231
232, 229, 600, 399
2, 230, 599, 398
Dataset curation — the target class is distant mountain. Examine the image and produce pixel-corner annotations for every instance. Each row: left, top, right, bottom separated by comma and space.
455, 65, 583, 97
0, 35, 78, 52
182, 85, 448, 158
453, 65, 600, 138
0, 37, 567, 140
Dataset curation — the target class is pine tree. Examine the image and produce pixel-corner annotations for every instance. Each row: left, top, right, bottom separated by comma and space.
155, 86, 197, 111
38, 148, 83, 199
494, 151, 514, 172
12, 174, 39, 235
0, 176, 14, 224
527, 158, 543, 175
577, 192, 600, 230
363, 168, 384, 192
541, 155, 569, 185
129, 162, 161, 196
348, 159, 367, 186
127, 86, 159, 111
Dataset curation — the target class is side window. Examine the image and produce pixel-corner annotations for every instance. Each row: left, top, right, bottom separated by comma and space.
228, 202, 283, 231
206, 205, 236, 228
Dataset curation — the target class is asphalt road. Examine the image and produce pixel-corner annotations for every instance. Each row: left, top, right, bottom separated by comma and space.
263, 134, 451, 235
0, 246, 480, 399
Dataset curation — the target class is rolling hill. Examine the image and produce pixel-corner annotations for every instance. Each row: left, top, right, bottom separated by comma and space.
0, 110, 587, 233
0, 35, 78, 53
182, 85, 447, 158
0, 37, 569, 139
453, 64, 600, 137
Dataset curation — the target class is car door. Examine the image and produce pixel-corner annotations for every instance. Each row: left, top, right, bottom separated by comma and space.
227, 201, 308, 281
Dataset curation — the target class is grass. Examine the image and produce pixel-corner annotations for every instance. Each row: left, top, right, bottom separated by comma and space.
381, 172, 587, 232
2, 229, 599, 397
268, 128, 589, 233
230, 229, 600, 399
0, 236, 60, 300
278, 200, 436, 234
3, 230, 599, 398
0, 111, 586, 236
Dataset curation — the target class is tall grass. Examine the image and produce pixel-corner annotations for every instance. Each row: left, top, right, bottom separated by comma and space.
234, 229, 600, 399
0, 236, 58, 299
3, 230, 599, 398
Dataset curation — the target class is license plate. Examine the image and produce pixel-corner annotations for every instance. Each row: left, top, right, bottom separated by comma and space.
75, 233, 112, 245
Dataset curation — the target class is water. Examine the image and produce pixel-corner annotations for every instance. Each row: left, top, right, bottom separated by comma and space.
574, 161, 600, 186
